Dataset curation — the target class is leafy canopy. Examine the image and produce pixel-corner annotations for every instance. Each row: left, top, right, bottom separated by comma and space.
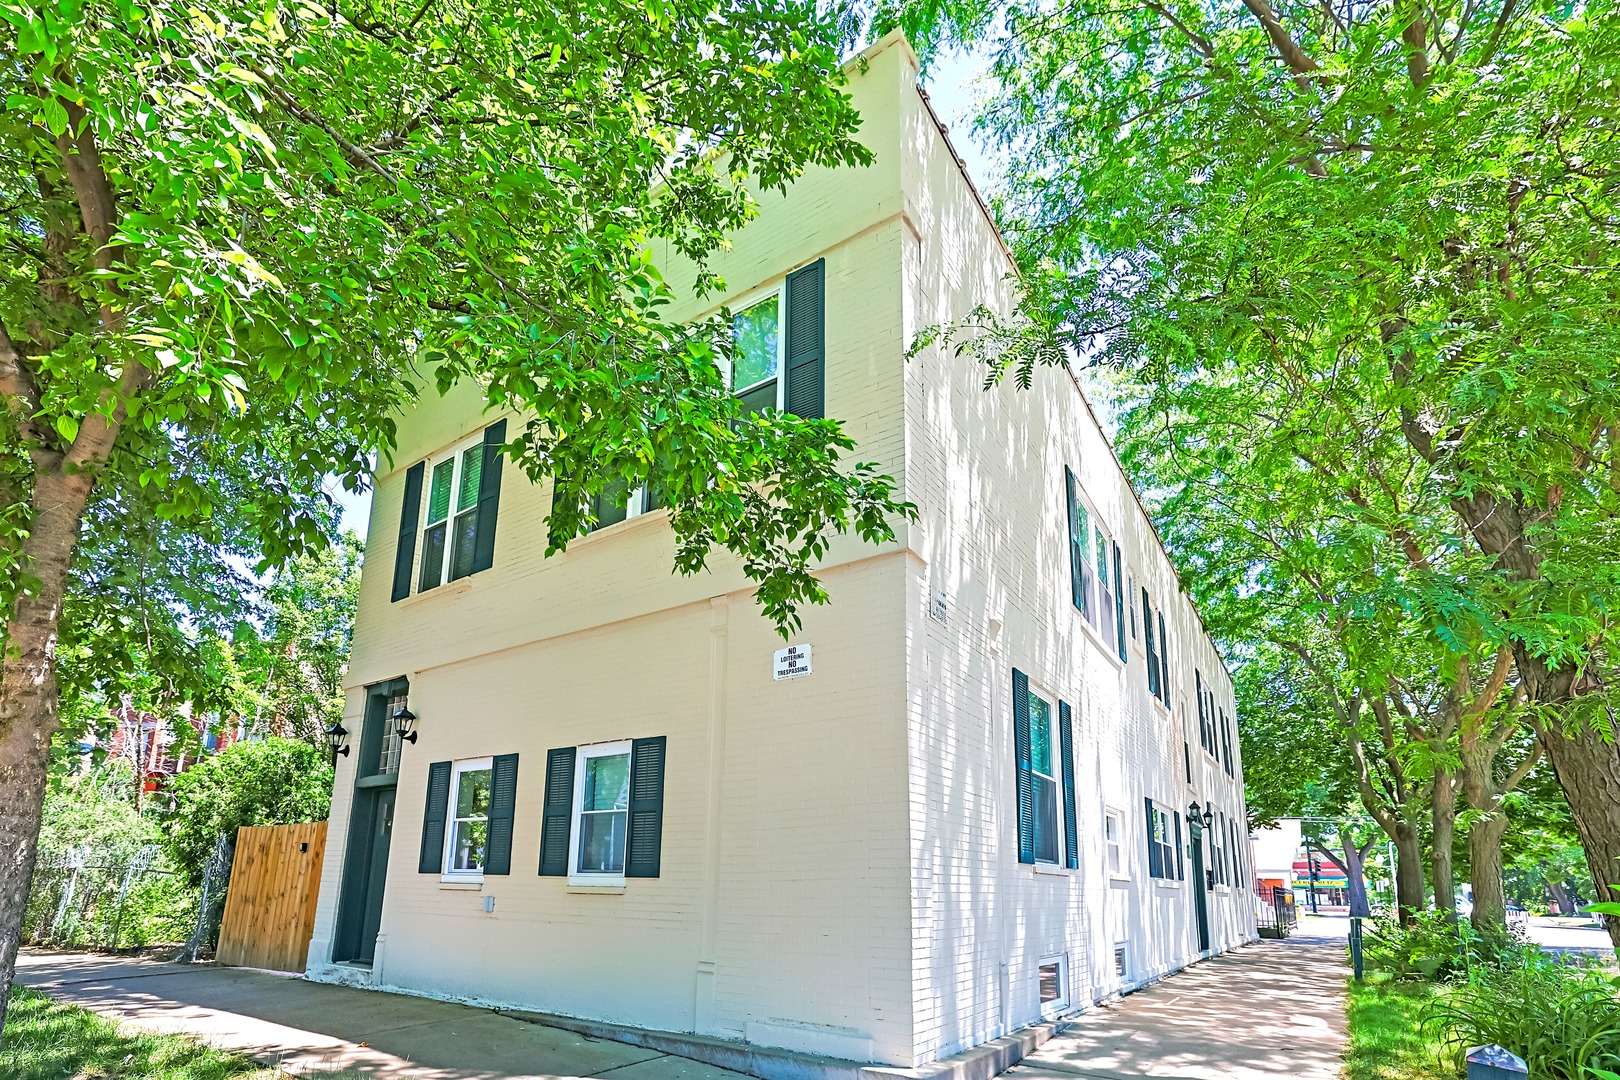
2, 0, 909, 661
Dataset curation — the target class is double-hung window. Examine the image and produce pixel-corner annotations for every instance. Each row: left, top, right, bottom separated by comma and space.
1209, 810, 1228, 886
444, 758, 493, 879
1028, 688, 1062, 865
1146, 799, 1179, 881
390, 421, 505, 603
1064, 469, 1118, 651
571, 740, 633, 881
730, 290, 787, 415
1105, 809, 1125, 877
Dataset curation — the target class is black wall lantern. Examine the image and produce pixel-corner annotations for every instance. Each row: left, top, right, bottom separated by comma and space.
324, 721, 351, 761
390, 706, 419, 745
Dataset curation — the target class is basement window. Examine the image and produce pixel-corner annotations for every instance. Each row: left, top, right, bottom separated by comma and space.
1038, 955, 1068, 1015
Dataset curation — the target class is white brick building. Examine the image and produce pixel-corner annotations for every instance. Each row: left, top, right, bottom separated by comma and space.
306, 32, 1256, 1069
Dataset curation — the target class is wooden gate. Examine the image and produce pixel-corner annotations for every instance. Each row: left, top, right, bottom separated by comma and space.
216, 821, 327, 972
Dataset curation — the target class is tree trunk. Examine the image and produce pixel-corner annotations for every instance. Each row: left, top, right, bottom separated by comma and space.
1538, 721, 1620, 948
1338, 825, 1375, 918
1393, 824, 1427, 924
1468, 814, 1509, 932
0, 471, 98, 1040
1431, 773, 1457, 921
1544, 869, 1573, 915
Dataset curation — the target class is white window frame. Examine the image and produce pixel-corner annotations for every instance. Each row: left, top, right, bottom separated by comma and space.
568, 739, 633, 886
415, 431, 486, 594
1027, 683, 1064, 867
1149, 801, 1178, 882
587, 283, 787, 535
441, 756, 493, 882
1104, 808, 1126, 878
1068, 485, 1121, 662
723, 284, 789, 412
1037, 953, 1069, 1016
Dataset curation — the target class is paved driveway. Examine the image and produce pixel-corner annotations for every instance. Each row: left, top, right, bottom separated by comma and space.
16, 950, 747, 1080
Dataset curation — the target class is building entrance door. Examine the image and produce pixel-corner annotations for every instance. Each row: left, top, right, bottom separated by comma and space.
1189, 818, 1212, 953
333, 679, 408, 964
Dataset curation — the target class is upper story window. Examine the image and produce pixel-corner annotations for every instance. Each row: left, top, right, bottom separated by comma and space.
390, 421, 506, 603
1064, 469, 1122, 658
730, 291, 787, 415
573, 260, 827, 536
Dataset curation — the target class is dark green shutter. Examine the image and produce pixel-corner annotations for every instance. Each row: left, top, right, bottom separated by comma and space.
1013, 669, 1034, 864
783, 259, 825, 419
539, 746, 576, 876
1157, 611, 1170, 703
1174, 811, 1185, 880
1059, 700, 1078, 870
1065, 468, 1083, 613
418, 760, 452, 873
1144, 798, 1162, 878
484, 753, 518, 875
1112, 542, 1127, 661
392, 463, 425, 602
626, 736, 667, 878
1143, 590, 1159, 699
471, 420, 506, 575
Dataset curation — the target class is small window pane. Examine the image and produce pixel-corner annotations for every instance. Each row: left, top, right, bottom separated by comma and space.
449, 509, 478, 581
1039, 962, 1063, 1004
427, 460, 454, 524
456, 768, 492, 817
579, 811, 627, 874
451, 817, 488, 872
737, 380, 776, 417
583, 753, 630, 811
592, 478, 630, 531
1029, 695, 1053, 776
419, 522, 448, 591
732, 295, 780, 390
457, 446, 482, 513
1033, 775, 1060, 864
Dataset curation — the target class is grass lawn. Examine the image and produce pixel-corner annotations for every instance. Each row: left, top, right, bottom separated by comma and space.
0, 986, 280, 1079
1344, 975, 1458, 1080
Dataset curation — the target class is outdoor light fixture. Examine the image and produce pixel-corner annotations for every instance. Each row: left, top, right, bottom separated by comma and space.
1187, 800, 1203, 830
390, 706, 419, 745
1201, 807, 1215, 830
324, 721, 351, 759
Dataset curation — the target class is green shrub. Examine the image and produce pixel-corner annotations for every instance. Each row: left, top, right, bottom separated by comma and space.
1363, 909, 1534, 981
161, 737, 332, 885
1425, 955, 1620, 1080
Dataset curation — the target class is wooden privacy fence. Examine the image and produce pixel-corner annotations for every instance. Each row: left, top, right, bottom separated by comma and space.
216, 821, 327, 972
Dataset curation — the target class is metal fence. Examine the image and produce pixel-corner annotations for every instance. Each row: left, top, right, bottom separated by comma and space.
1263, 885, 1299, 937
24, 838, 228, 954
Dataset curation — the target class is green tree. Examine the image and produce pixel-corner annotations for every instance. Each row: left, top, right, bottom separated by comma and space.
232, 531, 363, 745
1, 0, 908, 1034
159, 738, 332, 887
881, 0, 1620, 945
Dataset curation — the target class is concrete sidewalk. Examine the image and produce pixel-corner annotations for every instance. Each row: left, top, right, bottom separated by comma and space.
1005, 935, 1346, 1080
18, 936, 1347, 1080
16, 950, 748, 1079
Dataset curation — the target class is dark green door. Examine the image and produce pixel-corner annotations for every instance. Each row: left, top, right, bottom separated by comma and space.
1190, 831, 1211, 952
356, 788, 394, 963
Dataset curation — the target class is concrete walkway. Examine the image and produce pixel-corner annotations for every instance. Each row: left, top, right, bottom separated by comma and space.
1007, 930, 1347, 1080
18, 933, 1347, 1080
16, 950, 748, 1079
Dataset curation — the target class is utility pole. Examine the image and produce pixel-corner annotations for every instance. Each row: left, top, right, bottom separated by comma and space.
1309, 854, 1320, 914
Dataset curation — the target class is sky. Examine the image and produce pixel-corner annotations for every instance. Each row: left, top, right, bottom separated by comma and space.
329, 46, 1000, 544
